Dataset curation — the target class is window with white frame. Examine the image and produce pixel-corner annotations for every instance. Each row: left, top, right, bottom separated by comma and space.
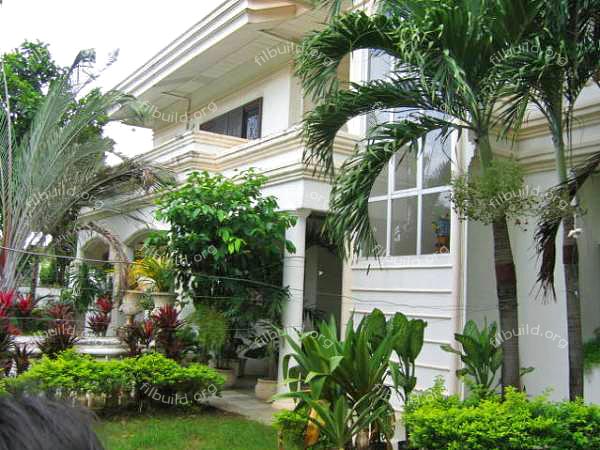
367, 50, 452, 257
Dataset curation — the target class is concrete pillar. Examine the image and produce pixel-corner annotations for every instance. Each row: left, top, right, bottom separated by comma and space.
340, 257, 354, 336
277, 208, 310, 395
107, 245, 132, 335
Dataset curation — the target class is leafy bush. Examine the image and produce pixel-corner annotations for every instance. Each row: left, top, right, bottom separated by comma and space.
584, 329, 600, 371
36, 323, 79, 358
9, 350, 225, 410
139, 352, 226, 394
12, 350, 132, 396
151, 170, 296, 327
404, 383, 600, 450
152, 305, 188, 361
39, 258, 59, 286
274, 409, 308, 442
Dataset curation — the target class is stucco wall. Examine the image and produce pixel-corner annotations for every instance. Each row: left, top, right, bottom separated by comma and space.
152, 65, 299, 146
466, 165, 600, 402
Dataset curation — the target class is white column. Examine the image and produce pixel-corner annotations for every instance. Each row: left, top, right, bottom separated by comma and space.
107, 245, 133, 335
277, 209, 310, 395
340, 257, 354, 336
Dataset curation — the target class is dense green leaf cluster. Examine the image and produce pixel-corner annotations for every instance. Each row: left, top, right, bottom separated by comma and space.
277, 309, 426, 448
404, 382, 600, 449
8, 350, 224, 406
151, 169, 297, 327
450, 158, 540, 225
583, 333, 600, 371
273, 408, 310, 448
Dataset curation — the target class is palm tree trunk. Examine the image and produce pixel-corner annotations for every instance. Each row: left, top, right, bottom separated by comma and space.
479, 133, 521, 390
492, 215, 521, 390
551, 119, 583, 400
563, 214, 583, 399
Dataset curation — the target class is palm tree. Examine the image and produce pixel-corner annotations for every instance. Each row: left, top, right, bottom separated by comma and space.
0, 51, 166, 294
296, 0, 536, 389
495, 0, 600, 399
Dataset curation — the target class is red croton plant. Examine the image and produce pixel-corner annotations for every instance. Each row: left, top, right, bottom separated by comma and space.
0, 290, 32, 335
152, 305, 185, 361
87, 297, 113, 337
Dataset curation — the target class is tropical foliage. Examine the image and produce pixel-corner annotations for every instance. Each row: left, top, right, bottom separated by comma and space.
151, 170, 297, 373
404, 380, 600, 449
441, 320, 532, 398
277, 309, 426, 449
8, 350, 224, 411
129, 256, 175, 293
0, 47, 167, 295
297, 0, 539, 390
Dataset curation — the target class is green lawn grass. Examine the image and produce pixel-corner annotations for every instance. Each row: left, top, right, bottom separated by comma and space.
96, 409, 278, 450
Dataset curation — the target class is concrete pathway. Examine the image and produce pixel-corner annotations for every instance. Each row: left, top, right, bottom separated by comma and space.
207, 388, 280, 425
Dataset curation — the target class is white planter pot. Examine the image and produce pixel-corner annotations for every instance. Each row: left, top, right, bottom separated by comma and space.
152, 292, 176, 310
216, 368, 237, 389
121, 291, 143, 316
255, 378, 278, 402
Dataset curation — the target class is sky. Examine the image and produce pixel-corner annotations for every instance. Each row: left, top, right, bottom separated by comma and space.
0, 0, 220, 156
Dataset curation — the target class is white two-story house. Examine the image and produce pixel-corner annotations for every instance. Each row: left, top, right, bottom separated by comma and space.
77, 0, 600, 403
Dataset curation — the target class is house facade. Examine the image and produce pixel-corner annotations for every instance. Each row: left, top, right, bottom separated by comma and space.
77, 0, 600, 404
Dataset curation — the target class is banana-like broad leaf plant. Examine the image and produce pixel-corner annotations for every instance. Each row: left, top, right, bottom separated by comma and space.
389, 312, 427, 402
277, 309, 427, 448
441, 320, 502, 396
441, 320, 535, 397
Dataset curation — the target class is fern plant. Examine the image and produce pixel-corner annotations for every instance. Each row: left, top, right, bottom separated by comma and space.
129, 257, 175, 293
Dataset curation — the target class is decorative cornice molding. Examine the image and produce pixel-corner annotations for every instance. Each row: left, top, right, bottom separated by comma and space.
115, 0, 248, 97
79, 127, 359, 221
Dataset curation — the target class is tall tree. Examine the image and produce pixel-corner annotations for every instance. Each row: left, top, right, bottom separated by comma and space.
0, 41, 115, 284
495, 0, 600, 399
0, 41, 107, 145
297, 0, 537, 389
0, 50, 165, 292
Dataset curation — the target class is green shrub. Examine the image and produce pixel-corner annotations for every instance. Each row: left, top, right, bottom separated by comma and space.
9, 350, 224, 409
11, 350, 133, 396
404, 384, 600, 449
39, 258, 59, 286
584, 333, 600, 371
273, 409, 309, 448
125, 352, 225, 394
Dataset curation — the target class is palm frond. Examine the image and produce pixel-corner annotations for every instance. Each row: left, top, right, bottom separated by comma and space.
534, 151, 600, 298
324, 117, 461, 258
303, 76, 447, 177
0, 55, 165, 290
295, 11, 400, 99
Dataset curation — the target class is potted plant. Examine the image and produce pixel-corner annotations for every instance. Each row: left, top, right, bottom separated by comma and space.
130, 257, 176, 309
244, 323, 280, 401
121, 265, 144, 321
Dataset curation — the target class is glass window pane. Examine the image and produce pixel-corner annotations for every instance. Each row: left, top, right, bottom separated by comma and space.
423, 131, 451, 188
368, 201, 388, 256
422, 192, 451, 254
391, 197, 418, 256
228, 107, 243, 137
244, 111, 260, 139
370, 164, 388, 197
394, 150, 417, 191
369, 50, 391, 81
367, 51, 392, 134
